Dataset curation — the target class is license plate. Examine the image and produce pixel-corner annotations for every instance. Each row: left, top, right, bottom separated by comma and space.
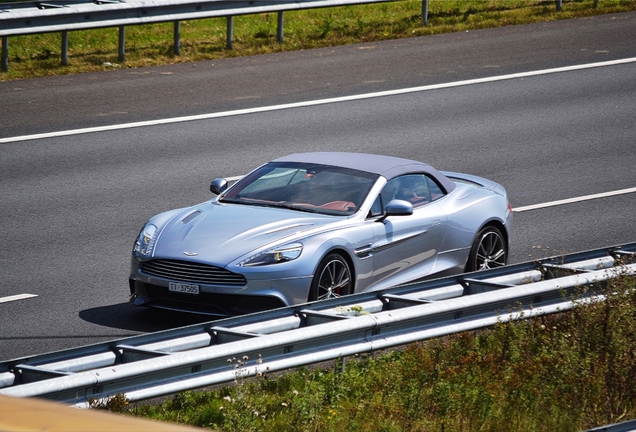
168, 282, 200, 295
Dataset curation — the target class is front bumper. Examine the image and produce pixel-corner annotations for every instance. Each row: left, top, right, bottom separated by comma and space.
129, 279, 289, 316
129, 256, 313, 316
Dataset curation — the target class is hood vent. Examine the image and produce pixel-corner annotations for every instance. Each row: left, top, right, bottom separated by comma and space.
181, 210, 202, 224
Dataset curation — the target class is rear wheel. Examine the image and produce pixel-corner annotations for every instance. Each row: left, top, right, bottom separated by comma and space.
309, 253, 353, 302
466, 226, 507, 272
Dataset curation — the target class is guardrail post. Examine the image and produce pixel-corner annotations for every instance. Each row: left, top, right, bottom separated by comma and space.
61, 31, 68, 66
277, 11, 284, 43
174, 21, 181, 55
422, 0, 429, 26
1, 36, 7, 72
227, 16, 233, 50
118, 26, 125, 62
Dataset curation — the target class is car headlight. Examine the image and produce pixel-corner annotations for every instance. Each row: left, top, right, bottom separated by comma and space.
241, 243, 303, 267
134, 223, 158, 256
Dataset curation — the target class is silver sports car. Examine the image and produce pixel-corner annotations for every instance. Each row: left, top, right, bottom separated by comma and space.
129, 152, 512, 316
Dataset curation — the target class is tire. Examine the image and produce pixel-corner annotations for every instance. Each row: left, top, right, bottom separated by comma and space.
465, 226, 508, 272
308, 253, 353, 302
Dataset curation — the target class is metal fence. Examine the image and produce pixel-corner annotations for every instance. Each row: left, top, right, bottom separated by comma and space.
0, 242, 634, 406
1, 0, 566, 72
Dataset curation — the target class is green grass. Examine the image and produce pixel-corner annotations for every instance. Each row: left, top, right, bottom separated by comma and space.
1, 0, 636, 81
93, 272, 636, 431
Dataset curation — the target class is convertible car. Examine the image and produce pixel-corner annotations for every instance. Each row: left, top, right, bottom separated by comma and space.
129, 152, 512, 316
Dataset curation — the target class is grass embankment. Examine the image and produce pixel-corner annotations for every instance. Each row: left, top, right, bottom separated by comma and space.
96, 273, 636, 431
1, 0, 636, 81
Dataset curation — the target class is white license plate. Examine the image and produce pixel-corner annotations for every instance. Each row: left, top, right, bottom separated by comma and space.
168, 282, 200, 295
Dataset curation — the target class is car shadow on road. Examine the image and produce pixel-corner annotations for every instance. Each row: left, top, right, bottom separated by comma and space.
79, 303, 220, 333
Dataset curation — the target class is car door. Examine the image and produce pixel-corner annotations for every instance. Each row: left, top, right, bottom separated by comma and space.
370, 174, 448, 288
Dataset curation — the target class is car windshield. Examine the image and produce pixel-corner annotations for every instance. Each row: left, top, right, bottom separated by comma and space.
220, 162, 378, 216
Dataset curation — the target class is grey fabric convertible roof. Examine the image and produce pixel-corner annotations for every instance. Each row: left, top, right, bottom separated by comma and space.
274, 152, 456, 193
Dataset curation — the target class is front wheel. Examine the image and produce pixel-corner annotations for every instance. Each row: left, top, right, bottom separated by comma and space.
308, 253, 353, 302
465, 227, 507, 272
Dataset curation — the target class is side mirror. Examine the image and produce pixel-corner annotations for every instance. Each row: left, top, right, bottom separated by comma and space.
210, 178, 228, 195
385, 199, 413, 216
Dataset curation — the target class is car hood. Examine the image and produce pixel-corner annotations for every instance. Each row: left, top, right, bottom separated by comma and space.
153, 202, 338, 265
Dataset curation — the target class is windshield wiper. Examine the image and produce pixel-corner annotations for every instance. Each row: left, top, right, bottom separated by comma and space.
272, 203, 317, 213
219, 198, 317, 213
218, 198, 252, 205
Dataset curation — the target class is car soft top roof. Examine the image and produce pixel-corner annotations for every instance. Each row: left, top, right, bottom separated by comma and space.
273, 152, 456, 193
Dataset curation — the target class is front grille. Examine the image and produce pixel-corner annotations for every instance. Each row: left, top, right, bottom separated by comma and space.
140, 259, 246, 286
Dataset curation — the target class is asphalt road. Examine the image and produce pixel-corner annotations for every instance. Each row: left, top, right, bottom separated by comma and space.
1, 12, 635, 361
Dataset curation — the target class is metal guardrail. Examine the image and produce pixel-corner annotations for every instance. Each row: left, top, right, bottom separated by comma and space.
0, 242, 634, 407
1, 0, 566, 72
0, 0, 405, 71
585, 419, 636, 432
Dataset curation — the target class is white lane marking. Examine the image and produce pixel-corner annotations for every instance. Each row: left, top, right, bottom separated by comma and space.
514, 187, 636, 213
0, 294, 38, 304
1, 57, 635, 144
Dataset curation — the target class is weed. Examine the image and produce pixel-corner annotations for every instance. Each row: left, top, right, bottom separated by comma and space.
88, 393, 130, 413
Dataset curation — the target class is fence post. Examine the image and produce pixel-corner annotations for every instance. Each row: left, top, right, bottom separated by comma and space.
61, 31, 68, 65
422, 0, 429, 26
227, 16, 233, 49
118, 26, 126, 62
2, 36, 7, 72
277, 11, 284, 43
174, 21, 181, 55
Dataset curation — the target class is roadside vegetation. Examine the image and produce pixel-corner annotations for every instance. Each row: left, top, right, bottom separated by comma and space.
1, 0, 636, 81
90, 272, 636, 431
